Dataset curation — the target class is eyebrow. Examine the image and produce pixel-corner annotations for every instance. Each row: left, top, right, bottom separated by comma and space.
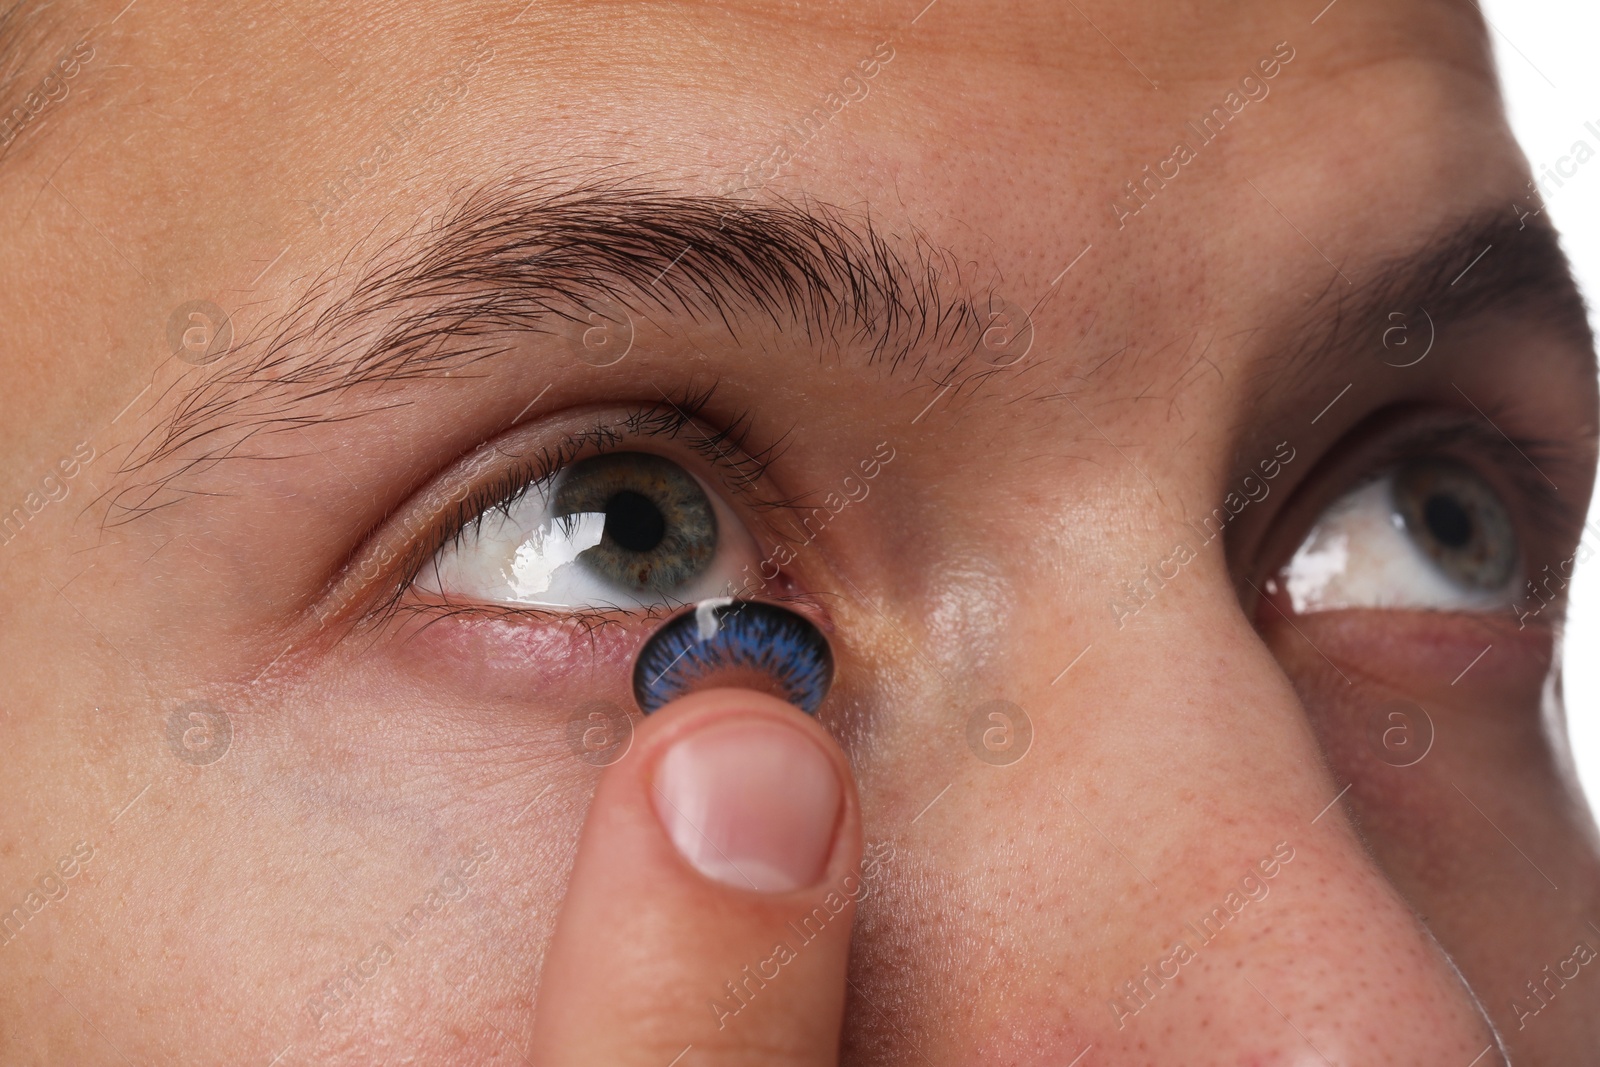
0, 0, 78, 166
131, 177, 989, 480
128, 187, 1595, 514
0, 0, 45, 87
1264, 210, 1594, 396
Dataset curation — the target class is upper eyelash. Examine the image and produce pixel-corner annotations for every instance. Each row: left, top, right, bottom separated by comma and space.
1381, 421, 1576, 537
367, 382, 792, 624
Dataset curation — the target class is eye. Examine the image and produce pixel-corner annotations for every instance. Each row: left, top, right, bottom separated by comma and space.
1269, 457, 1520, 614
417, 450, 762, 611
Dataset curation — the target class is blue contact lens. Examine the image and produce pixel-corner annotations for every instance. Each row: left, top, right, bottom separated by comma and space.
632, 598, 833, 715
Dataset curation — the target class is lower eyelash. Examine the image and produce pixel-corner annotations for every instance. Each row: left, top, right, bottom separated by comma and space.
390, 597, 672, 636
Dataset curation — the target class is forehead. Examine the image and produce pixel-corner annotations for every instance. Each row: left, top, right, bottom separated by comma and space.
0, 0, 1520, 443
2, 0, 1505, 219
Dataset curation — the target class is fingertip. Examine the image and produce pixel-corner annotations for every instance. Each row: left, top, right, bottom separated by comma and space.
533, 688, 864, 1065
617, 687, 862, 895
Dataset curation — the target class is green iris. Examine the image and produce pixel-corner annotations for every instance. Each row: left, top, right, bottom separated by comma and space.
550, 452, 718, 594
1392, 458, 1517, 591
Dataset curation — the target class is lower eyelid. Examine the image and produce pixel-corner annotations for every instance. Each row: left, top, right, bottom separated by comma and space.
393, 608, 645, 695
1258, 604, 1553, 703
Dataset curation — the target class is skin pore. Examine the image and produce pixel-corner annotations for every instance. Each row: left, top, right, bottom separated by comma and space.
1, 0, 1598, 1063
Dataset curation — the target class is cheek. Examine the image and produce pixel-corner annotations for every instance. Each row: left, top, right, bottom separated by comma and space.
1260, 608, 1550, 829
30, 743, 582, 1065
1259, 609, 1600, 1045
220, 660, 602, 1056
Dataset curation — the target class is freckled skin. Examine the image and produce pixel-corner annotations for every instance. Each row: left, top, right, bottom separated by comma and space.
0, 0, 1595, 1064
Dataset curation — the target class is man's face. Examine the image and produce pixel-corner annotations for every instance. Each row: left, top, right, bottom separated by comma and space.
1, 0, 1597, 1063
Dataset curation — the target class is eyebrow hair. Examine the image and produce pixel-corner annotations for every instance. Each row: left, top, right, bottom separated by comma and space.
126, 176, 989, 492
0, 0, 76, 166
1266, 210, 1594, 396
122, 184, 1595, 526
0, 0, 45, 82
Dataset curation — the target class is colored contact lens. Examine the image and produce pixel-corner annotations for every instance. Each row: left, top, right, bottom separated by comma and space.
632, 598, 833, 715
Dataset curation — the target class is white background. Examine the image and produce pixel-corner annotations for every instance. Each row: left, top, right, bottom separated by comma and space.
1481, 0, 1600, 814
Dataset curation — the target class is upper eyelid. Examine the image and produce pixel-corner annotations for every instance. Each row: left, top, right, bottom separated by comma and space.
1286, 412, 1581, 531
1375, 420, 1576, 537
1247, 409, 1585, 596
438, 417, 774, 557
624, 387, 793, 503
351, 398, 798, 629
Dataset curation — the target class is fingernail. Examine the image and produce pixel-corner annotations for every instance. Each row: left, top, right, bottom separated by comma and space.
652, 717, 843, 893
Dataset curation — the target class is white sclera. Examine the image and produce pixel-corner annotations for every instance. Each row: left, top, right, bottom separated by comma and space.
1275, 473, 1520, 614
422, 507, 615, 607
418, 463, 760, 611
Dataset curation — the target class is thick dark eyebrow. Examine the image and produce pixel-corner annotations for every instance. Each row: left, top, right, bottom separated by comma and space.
1265, 210, 1595, 396
130, 176, 988, 481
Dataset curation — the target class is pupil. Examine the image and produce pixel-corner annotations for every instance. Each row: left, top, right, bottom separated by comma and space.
1423, 493, 1473, 549
604, 490, 667, 553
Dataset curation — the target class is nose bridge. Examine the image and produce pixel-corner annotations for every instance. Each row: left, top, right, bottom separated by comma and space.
846, 564, 1508, 1064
